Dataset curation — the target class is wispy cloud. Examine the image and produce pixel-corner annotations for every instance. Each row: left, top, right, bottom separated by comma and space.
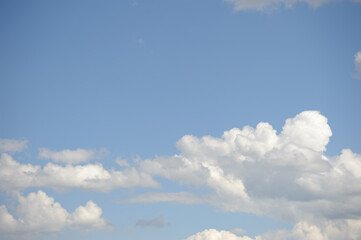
137, 38, 144, 45
124, 192, 205, 205
136, 216, 170, 228
0, 138, 27, 153
223, 0, 356, 11
38, 148, 98, 164
354, 51, 361, 80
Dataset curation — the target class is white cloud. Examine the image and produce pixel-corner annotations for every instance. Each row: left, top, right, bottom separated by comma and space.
2, 111, 361, 239
187, 219, 361, 240
0, 190, 112, 238
129, 111, 361, 238
223, 0, 333, 11
354, 51, 361, 80
69, 200, 113, 231
0, 139, 27, 153
0, 153, 159, 192
38, 148, 97, 164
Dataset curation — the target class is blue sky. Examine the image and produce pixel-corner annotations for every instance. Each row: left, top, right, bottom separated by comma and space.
1, 0, 361, 239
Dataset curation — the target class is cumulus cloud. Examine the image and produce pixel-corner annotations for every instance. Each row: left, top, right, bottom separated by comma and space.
136, 215, 169, 228
38, 148, 97, 164
0, 190, 112, 238
223, 0, 334, 11
0, 139, 27, 153
0, 153, 159, 192
128, 111, 361, 238
354, 51, 361, 80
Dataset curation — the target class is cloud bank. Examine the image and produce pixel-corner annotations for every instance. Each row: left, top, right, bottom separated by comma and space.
2, 110, 361, 239
0, 153, 158, 192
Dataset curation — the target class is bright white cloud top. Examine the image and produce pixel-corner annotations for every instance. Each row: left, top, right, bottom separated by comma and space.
1, 111, 361, 239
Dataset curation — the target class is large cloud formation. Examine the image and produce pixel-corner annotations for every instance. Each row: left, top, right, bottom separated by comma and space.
0, 190, 112, 238
130, 111, 361, 239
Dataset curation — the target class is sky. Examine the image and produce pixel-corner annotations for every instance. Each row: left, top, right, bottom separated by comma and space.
0, 0, 361, 239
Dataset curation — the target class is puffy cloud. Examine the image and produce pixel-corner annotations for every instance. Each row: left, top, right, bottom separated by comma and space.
132, 111, 361, 234
186, 229, 255, 240
354, 51, 361, 80
38, 148, 97, 164
0, 153, 159, 192
0, 191, 112, 238
0, 138, 27, 153
69, 200, 113, 231
136, 215, 169, 228
280, 110, 331, 152
223, 0, 333, 11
